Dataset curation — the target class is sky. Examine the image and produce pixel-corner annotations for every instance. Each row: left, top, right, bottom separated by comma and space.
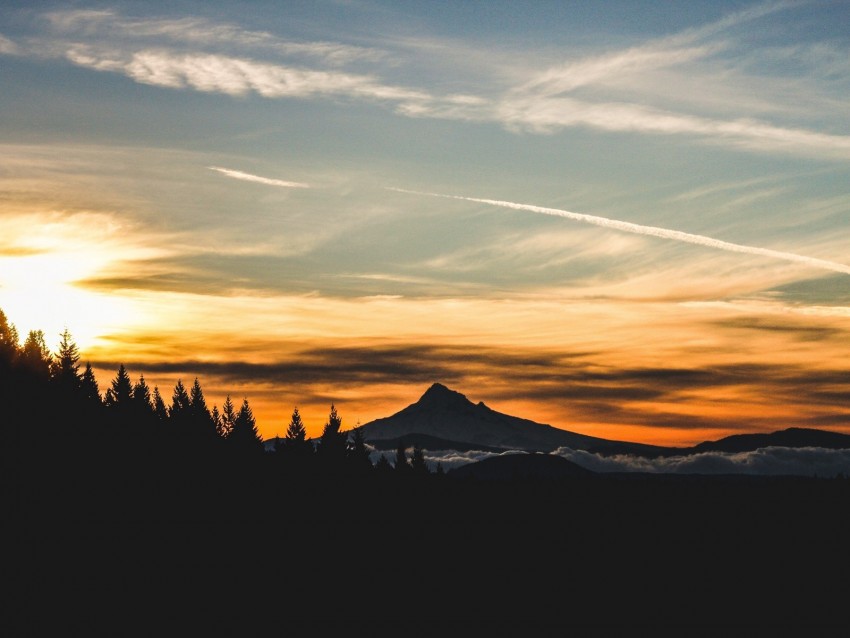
1, 0, 849, 446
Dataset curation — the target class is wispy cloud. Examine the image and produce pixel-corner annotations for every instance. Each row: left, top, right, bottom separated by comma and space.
45, 9, 384, 66
390, 188, 850, 276
555, 445, 850, 477
209, 166, 309, 189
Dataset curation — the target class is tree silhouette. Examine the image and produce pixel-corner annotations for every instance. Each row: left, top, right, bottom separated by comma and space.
132, 375, 153, 412
229, 398, 263, 453
211, 405, 224, 438
52, 328, 81, 390
281, 406, 312, 467
0, 309, 19, 365
285, 406, 307, 442
220, 395, 236, 438
169, 379, 191, 420
152, 386, 168, 421
20, 329, 51, 377
80, 363, 101, 405
375, 453, 392, 475
410, 443, 429, 475
394, 441, 409, 473
347, 427, 373, 475
105, 364, 133, 410
188, 377, 215, 439
317, 404, 347, 468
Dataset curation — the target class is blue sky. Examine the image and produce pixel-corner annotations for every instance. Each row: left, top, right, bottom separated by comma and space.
1, 0, 849, 443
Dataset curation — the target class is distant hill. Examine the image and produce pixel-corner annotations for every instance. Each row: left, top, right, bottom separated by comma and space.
365, 432, 509, 453
447, 452, 594, 480
689, 427, 850, 454
356, 383, 666, 456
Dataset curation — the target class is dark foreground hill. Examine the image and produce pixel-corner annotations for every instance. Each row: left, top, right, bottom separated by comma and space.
447, 451, 594, 480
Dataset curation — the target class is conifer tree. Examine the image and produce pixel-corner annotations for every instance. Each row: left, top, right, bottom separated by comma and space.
105, 364, 133, 409
410, 443, 429, 475
230, 398, 263, 452
317, 403, 347, 466
131, 375, 153, 414
394, 441, 409, 472
81, 362, 101, 405
285, 406, 307, 442
169, 379, 191, 419
52, 328, 81, 389
152, 387, 168, 421
20, 329, 51, 377
221, 395, 236, 438
375, 453, 392, 474
347, 427, 373, 474
188, 377, 214, 438
0, 309, 19, 364
211, 405, 224, 438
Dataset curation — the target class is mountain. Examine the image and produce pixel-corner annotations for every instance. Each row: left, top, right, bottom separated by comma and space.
689, 427, 850, 454
355, 383, 667, 455
447, 452, 594, 480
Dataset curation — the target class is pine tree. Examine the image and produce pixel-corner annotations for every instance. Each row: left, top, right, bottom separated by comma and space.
105, 364, 133, 409
211, 405, 224, 438
317, 404, 347, 467
285, 407, 307, 442
221, 395, 236, 438
410, 443, 429, 475
81, 363, 101, 405
152, 386, 168, 421
347, 427, 373, 474
188, 377, 214, 438
131, 375, 153, 414
0, 309, 19, 365
52, 328, 81, 389
394, 441, 409, 472
229, 398, 263, 452
169, 379, 191, 419
20, 329, 51, 377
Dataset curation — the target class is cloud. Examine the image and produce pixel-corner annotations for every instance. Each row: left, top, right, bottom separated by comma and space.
45, 9, 384, 65
555, 446, 850, 478
389, 188, 850, 276
0, 34, 18, 55
209, 166, 309, 189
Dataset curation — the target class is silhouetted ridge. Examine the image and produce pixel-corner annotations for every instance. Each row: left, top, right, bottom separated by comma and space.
448, 452, 594, 480
692, 427, 850, 454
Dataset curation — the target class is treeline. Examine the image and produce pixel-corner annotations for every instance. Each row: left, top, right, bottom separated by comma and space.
1, 307, 431, 479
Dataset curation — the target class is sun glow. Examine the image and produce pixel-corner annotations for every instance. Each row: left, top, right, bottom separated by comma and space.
0, 212, 159, 350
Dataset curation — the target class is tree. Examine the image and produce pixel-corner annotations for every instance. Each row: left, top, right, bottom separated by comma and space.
152, 387, 168, 421
20, 329, 51, 377
316, 404, 347, 467
285, 406, 307, 442
229, 398, 263, 452
211, 405, 224, 438
0, 308, 19, 365
105, 364, 133, 409
188, 377, 214, 438
347, 427, 373, 475
52, 328, 81, 390
131, 375, 153, 415
410, 443, 429, 475
80, 363, 101, 405
220, 395, 236, 438
169, 379, 191, 420
394, 441, 409, 473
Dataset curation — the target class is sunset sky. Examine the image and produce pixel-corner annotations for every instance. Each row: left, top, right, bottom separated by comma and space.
1, 0, 849, 445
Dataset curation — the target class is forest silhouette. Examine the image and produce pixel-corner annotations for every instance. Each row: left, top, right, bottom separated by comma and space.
5, 306, 848, 628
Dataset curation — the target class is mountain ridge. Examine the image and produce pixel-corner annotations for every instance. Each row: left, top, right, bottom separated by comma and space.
350, 383, 850, 457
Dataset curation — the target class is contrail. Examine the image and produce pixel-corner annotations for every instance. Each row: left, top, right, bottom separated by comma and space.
388, 187, 850, 276
209, 166, 309, 188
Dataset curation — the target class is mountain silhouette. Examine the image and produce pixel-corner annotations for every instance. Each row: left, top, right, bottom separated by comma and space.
353, 383, 850, 459
689, 427, 850, 454
356, 382, 666, 455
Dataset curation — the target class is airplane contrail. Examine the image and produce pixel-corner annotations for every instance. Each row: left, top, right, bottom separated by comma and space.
209, 166, 309, 188
388, 187, 850, 276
